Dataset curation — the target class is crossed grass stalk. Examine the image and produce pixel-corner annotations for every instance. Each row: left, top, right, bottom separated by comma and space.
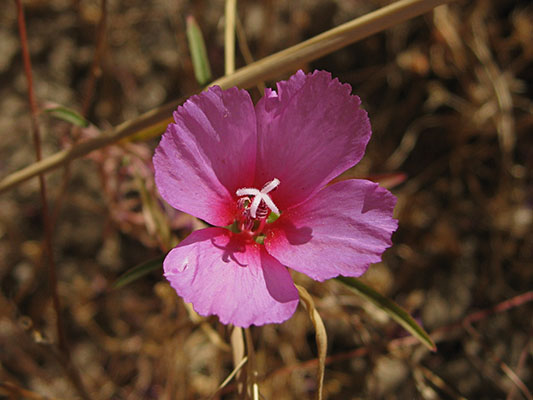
1, 0, 454, 195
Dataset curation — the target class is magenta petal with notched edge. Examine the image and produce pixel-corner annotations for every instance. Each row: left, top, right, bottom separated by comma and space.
154, 86, 257, 227
254, 70, 371, 211
163, 227, 299, 328
264, 180, 398, 282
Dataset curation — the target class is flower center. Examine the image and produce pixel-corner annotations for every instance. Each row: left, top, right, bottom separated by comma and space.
235, 178, 280, 234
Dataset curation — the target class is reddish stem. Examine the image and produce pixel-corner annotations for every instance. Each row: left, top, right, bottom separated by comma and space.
15, 1, 91, 399
50, 0, 108, 230
15, 0, 66, 356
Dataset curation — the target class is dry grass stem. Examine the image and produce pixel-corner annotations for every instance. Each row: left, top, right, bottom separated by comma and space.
296, 285, 327, 400
245, 328, 259, 399
225, 0, 237, 75
0, 0, 454, 194
231, 326, 246, 396
235, 15, 265, 94
209, 356, 248, 399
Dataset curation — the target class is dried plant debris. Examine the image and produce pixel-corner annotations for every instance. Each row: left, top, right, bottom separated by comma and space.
0, 1, 531, 399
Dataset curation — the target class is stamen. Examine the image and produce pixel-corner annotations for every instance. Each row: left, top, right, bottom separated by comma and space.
237, 196, 250, 209
249, 195, 263, 219
236, 178, 280, 219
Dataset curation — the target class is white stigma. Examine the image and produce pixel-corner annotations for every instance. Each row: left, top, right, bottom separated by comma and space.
236, 178, 280, 218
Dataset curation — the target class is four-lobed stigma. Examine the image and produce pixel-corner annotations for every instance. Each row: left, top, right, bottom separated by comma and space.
236, 178, 280, 234
236, 178, 280, 219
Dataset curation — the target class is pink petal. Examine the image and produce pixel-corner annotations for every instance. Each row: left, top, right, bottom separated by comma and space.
254, 70, 371, 211
265, 180, 397, 282
164, 227, 299, 327
154, 86, 257, 226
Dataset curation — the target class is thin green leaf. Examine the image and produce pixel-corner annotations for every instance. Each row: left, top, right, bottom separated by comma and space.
43, 105, 90, 127
186, 15, 213, 86
112, 255, 165, 289
336, 276, 436, 351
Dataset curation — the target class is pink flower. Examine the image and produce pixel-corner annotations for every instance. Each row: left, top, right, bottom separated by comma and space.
154, 70, 397, 327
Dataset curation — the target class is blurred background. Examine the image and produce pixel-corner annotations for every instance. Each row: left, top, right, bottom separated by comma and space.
0, 0, 531, 398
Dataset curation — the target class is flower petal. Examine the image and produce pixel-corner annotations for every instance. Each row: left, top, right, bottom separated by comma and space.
164, 227, 299, 327
265, 180, 397, 282
154, 86, 256, 226
254, 70, 371, 211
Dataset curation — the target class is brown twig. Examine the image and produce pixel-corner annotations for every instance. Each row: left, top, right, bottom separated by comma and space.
15, 2, 91, 399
